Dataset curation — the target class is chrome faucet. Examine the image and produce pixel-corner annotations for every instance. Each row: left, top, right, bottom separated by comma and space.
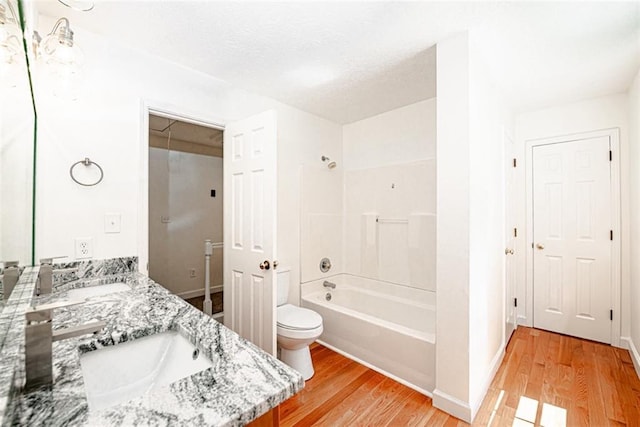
37, 257, 77, 295
25, 300, 105, 390
1, 261, 20, 301
323, 280, 336, 290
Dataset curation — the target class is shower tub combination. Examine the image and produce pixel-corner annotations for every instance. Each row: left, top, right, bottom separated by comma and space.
301, 274, 435, 395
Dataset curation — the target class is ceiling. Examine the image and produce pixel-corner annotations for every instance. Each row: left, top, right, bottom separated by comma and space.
149, 114, 223, 148
35, 1, 640, 124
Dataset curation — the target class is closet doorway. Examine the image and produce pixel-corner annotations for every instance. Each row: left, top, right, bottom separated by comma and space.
147, 113, 224, 319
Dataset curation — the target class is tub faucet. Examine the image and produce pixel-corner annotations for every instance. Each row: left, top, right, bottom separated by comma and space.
323, 281, 336, 290
1, 261, 19, 301
25, 300, 105, 390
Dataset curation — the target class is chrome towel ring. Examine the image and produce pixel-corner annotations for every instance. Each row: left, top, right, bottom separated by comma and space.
69, 158, 104, 187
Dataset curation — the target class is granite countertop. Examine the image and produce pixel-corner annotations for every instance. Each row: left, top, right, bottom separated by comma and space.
5, 273, 304, 426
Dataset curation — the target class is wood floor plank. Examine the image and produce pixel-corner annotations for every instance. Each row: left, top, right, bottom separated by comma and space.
280, 327, 640, 426
350, 380, 415, 425
310, 370, 386, 426
385, 391, 433, 426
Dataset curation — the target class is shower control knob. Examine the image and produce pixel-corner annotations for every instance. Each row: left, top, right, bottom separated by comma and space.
259, 260, 271, 271
319, 257, 331, 273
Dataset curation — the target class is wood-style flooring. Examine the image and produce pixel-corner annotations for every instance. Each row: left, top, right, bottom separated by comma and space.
183, 291, 223, 314
280, 327, 640, 426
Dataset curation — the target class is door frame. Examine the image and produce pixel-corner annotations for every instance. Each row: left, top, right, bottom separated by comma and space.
138, 100, 226, 276
525, 128, 621, 346
504, 128, 517, 343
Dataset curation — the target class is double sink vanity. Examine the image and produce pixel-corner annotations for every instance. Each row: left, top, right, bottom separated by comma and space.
0, 259, 303, 426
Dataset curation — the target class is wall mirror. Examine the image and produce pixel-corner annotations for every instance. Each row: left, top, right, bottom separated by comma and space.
1, 0, 36, 300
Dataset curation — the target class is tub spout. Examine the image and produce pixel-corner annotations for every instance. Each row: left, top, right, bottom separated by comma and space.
323, 281, 336, 289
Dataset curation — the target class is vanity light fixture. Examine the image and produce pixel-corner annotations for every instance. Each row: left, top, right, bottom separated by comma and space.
34, 17, 83, 71
0, 2, 20, 66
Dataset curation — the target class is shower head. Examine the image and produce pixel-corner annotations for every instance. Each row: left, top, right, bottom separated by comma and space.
321, 155, 337, 170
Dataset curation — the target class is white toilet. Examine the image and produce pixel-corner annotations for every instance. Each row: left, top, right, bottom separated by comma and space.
276, 272, 323, 380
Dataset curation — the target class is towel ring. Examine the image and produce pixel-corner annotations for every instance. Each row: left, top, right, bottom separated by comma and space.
69, 158, 104, 187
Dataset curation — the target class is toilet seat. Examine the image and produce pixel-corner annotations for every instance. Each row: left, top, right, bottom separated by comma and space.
277, 304, 322, 330
277, 304, 323, 340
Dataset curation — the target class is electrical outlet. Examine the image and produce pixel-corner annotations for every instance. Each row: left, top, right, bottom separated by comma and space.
189, 268, 196, 278
75, 237, 93, 259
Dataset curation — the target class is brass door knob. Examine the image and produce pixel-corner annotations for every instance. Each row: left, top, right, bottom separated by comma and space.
536, 243, 545, 250
505, 248, 514, 255
259, 260, 271, 270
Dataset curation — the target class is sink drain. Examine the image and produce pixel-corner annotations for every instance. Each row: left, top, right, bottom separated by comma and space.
325, 292, 332, 301
192, 348, 200, 360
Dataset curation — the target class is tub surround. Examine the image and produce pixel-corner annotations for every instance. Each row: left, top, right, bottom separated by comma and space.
0, 265, 303, 426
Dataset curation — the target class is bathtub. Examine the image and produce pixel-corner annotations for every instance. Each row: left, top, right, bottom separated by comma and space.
301, 274, 435, 395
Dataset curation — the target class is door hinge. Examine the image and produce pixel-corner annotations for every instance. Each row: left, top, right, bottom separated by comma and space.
609, 150, 612, 161
610, 309, 613, 321
514, 228, 518, 237
610, 230, 613, 241
514, 298, 518, 308
513, 158, 517, 168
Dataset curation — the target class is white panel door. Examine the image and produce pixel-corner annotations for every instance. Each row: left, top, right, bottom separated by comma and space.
532, 136, 611, 343
223, 110, 277, 356
504, 132, 517, 343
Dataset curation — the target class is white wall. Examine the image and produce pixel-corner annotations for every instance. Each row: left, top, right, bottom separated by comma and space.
434, 32, 513, 423
343, 99, 436, 170
434, 33, 472, 420
515, 94, 630, 340
468, 38, 513, 414
148, 147, 223, 297
31, 15, 342, 301
628, 68, 640, 372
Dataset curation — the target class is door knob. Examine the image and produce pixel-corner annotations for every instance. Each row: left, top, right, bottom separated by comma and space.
259, 260, 271, 270
505, 248, 514, 255
536, 243, 545, 250
273, 260, 279, 270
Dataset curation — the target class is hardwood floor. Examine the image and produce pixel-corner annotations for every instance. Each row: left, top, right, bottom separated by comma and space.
280, 327, 640, 426
183, 291, 223, 313
477, 327, 640, 426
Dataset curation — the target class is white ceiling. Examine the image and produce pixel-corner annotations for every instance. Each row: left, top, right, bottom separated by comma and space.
35, 1, 640, 124
149, 114, 223, 148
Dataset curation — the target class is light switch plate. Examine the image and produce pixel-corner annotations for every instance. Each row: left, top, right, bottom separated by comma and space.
104, 213, 121, 233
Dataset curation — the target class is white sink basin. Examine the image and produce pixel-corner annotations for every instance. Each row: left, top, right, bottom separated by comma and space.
66, 282, 130, 300
80, 331, 214, 411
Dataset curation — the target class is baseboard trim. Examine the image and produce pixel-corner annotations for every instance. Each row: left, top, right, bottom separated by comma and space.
176, 285, 223, 300
315, 339, 432, 398
517, 315, 531, 327
432, 345, 505, 424
470, 346, 505, 420
433, 389, 472, 423
622, 337, 640, 380
620, 336, 631, 350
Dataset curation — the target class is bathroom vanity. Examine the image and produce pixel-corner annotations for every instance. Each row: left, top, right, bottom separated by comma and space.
0, 263, 303, 426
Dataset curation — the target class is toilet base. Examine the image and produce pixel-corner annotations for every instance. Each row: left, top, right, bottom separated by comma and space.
280, 346, 314, 380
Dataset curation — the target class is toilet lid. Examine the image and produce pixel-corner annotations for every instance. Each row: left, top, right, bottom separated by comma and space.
277, 304, 322, 330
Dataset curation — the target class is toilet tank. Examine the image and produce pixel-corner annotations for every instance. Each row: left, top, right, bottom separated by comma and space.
276, 268, 291, 306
